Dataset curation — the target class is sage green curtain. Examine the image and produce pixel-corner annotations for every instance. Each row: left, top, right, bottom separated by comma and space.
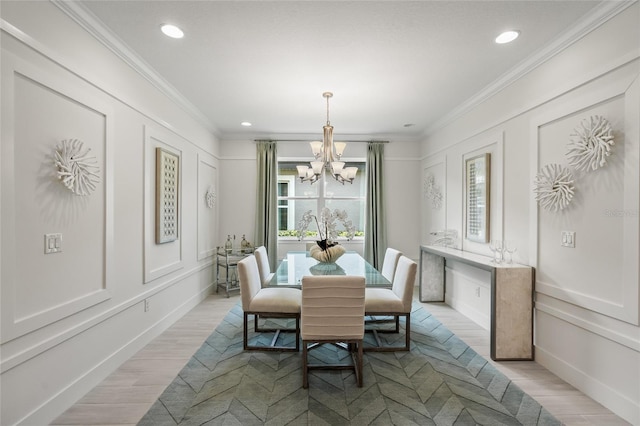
364, 142, 387, 270
254, 141, 278, 271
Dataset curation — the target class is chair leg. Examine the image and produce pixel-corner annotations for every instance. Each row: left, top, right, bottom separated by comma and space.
295, 316, 300, 352
243, 312, 249, 350
244, 312, 300, 352
302, 341, 309, 389
405, 312, 411, 351
364, 313, 410, 352
356, 340, 363, 387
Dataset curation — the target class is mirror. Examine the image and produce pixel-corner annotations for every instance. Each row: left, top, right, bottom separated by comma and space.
465, 153, 490, 243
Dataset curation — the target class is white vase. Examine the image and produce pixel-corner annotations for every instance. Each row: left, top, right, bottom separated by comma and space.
309, 244, 346, 263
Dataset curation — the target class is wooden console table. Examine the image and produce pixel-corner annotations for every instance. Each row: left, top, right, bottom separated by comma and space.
419, 245, 534, 361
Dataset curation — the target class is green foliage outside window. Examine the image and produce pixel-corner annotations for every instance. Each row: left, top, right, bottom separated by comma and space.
277, 230, 364, 238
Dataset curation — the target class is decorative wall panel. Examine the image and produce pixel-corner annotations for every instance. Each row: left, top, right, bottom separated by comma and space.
530, 76, 639, 325
0, 54, 113, 342
460, 132, 504, 255
197, 154, 218, 260
422, 156, 447, 245
144, 126, 183, 283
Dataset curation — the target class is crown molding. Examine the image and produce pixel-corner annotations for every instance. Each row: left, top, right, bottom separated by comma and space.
51, 0, 219, 136
422, 0, 637, 138
50, 0, 634, 142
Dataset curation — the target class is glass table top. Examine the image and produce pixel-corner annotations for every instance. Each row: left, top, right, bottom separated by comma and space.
268, 251, 391, 288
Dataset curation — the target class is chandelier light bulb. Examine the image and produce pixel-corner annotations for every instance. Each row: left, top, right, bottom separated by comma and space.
310, 141, 323, 157
332, 162, 345, 175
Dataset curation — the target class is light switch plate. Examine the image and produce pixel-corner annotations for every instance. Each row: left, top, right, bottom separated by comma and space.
45, 233, 62, 254
561, 231, 575, 248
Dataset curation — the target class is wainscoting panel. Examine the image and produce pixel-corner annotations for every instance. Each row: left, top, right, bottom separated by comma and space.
197, 153, 218, 260
0, 52, 113, 343
460, 132, 504, 256
143, 125, 184, 283
422, 155, 447, 244
530, 67, 639, 325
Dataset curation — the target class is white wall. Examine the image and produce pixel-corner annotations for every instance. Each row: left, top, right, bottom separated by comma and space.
1, 2, 219, 425
421, 4, 640, 423
219, 137, 422, 263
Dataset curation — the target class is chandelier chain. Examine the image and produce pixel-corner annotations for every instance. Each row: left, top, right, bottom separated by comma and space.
323, 91, 333, 125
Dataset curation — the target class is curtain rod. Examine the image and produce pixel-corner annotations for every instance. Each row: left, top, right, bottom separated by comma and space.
254, 139, 389, 143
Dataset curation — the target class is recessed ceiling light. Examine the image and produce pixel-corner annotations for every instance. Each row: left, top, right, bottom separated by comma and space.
240, 121, 252, 127
495, 30, 520, 44
161, 24, 184, 39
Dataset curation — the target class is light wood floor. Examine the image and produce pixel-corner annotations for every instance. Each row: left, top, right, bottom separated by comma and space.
52, 289, 630, 426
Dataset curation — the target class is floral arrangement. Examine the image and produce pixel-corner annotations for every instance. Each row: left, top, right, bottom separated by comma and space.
297, 208, 356, 248
296, 208, 355, 262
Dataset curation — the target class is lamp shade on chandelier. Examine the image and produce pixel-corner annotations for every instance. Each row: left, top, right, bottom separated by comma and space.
296, 92, 358, 185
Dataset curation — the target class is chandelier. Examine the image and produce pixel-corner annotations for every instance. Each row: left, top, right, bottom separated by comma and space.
296, 92, 358, 185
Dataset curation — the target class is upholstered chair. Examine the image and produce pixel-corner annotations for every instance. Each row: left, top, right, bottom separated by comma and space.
238, 255, 300, 351
380, 248, 403, 283
254, 245, 275, 287
301, 275, 366, 388
364, 255, 417, 351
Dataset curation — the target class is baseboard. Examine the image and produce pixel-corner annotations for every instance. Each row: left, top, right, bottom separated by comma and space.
17, 283, 214, 426
535, 346, 639, 425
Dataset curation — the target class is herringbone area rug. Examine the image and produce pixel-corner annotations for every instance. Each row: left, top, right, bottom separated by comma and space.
138, 302, 559, 425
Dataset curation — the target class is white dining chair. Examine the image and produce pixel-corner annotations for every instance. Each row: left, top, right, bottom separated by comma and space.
301, 275, 366, 388
254, 245, 275, 287
364, 255, 417, 351
238, 255, 301, 351
380, 248, 403, 283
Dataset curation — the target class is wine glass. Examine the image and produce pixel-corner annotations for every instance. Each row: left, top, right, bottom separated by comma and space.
488, 240, 498, 263
504, 240, 517, 264
494, 240, 504, 264
489, 240, 503, 264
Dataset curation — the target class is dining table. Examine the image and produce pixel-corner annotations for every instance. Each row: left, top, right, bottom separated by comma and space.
267, 251, 391, 288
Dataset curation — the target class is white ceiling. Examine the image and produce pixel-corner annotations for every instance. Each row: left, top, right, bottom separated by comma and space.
74, 0, 607, 140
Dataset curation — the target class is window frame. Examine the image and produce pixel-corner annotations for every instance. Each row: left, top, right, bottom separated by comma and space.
277, 158, 366, 241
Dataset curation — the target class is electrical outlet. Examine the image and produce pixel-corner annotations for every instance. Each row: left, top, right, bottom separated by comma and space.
475, 286, 481, 297
144, 299, 150, 312
561, 231, 576, 248
44, 233, 63, 254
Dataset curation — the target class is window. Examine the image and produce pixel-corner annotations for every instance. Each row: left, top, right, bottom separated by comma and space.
277, 161, 365, 239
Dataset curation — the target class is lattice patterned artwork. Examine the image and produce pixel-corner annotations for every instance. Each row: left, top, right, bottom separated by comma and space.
465, 154, 490, 243
156, 148, 179, 244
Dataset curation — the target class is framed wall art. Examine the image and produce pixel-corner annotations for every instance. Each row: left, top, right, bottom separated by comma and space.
465, 153, 490, 243
156, 147, 179, 244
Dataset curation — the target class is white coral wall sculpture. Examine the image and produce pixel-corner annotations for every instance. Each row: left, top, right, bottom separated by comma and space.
54, 139, 100, 196
534, 163, 575, 212
423, 174, 443, 210
205, 187, 216, 209
566, 115, 614, 172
